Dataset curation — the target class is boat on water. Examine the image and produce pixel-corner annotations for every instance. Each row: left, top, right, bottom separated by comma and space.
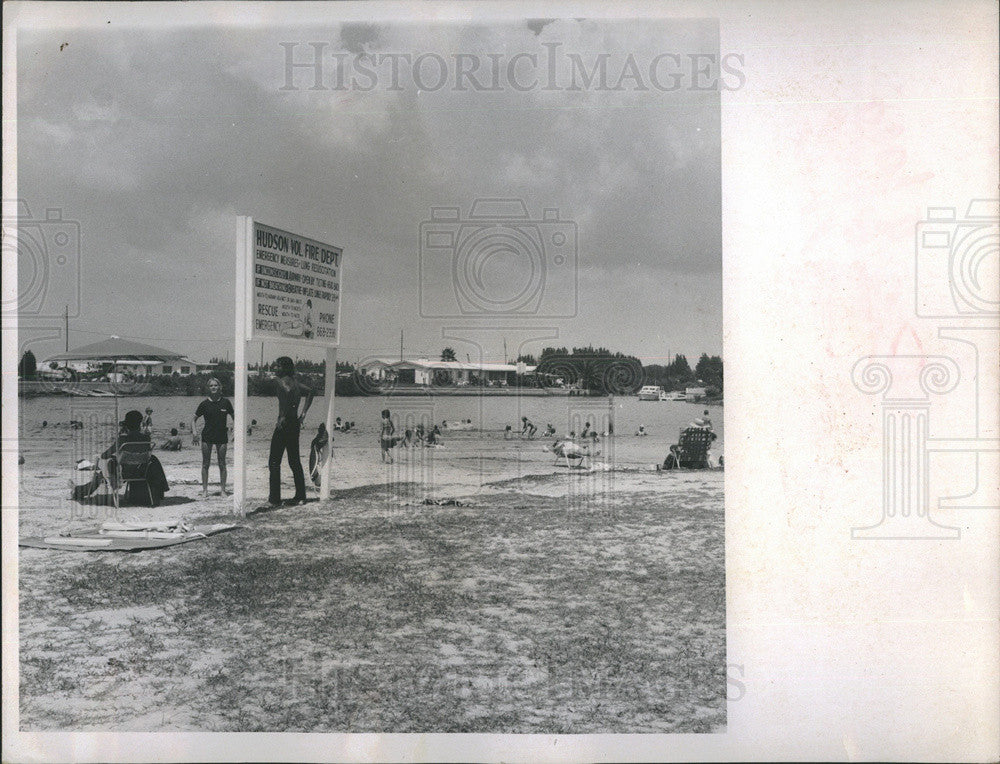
638, 386, 688, 401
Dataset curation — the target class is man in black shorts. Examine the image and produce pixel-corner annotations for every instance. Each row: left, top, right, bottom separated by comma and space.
269, 356, 314, 506
193, 377, 234, 497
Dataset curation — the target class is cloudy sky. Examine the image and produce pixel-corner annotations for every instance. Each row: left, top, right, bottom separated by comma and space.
17, 16, 721, 367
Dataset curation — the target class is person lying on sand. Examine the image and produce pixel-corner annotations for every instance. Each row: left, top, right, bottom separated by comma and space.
549, 438, 592, 468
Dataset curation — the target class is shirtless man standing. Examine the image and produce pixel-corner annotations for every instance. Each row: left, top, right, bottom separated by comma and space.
268, 356, 314, 506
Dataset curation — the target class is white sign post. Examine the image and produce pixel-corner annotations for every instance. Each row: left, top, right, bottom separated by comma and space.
234, 217, 343, 515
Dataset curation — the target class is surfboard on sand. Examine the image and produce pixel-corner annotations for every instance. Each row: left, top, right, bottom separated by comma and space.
20, 523, 239, 552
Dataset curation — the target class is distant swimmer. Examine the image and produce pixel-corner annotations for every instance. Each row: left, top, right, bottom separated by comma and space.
521, 417, 538, 439
690, 410, 714, 430
41, 420, 48, 428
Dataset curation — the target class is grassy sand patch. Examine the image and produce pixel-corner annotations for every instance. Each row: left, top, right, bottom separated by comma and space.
20, 479, 724, 732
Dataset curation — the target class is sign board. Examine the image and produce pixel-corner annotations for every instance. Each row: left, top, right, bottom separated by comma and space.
247, 221, 342, 346
234, 216, 343, 515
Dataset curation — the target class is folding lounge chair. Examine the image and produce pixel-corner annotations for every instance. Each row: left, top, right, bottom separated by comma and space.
115, 441, 163, 507
662, 427, 715, 470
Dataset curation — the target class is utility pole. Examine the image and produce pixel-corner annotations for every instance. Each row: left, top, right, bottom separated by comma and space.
503, 337, 507, 364
64, 305, 69, 351
400, 328, 404, 362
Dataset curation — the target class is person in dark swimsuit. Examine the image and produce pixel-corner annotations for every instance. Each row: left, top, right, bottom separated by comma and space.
269, 356, 314, 506
380, 408, 396, 463
193, 377, 234, 497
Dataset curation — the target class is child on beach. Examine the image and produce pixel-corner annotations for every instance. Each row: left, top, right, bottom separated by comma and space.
161, 428, 183, 451
636, 425, 647, 436
309, 423, 330, 486
193, 377, 235, 497
521, 417, 538, 439
504, 425, 513, 440
141, 407, 154, 435
380, 409, 396, 463
544, 423, 555, 437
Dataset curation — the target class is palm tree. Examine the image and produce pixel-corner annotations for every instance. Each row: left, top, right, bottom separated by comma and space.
440, 347, 457, 362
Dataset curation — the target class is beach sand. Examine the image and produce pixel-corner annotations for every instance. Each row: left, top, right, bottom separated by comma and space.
18, 396, 725, 732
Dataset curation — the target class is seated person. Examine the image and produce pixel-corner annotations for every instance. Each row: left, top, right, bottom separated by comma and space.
425, 425, 443, 446
161, 428, 183, 450
71, 410, 169, 503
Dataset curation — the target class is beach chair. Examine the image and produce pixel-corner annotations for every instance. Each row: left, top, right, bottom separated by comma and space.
662, 427, 716, 470
114, 441, 163, 507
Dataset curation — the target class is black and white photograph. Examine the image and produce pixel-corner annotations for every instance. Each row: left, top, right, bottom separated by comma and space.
4, 2, 997, 763
10, 8, 726, 736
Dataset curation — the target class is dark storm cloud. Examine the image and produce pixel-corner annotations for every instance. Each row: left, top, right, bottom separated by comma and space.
17, 19, 721, 363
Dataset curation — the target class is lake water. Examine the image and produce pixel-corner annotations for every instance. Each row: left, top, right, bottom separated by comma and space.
19, 393, 721, 445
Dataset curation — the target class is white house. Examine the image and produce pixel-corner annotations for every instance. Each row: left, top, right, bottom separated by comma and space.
44, 337, 213, 377
359, 358, 536, 386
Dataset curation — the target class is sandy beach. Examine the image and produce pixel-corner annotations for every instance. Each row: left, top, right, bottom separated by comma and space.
18, 394, 724, 732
